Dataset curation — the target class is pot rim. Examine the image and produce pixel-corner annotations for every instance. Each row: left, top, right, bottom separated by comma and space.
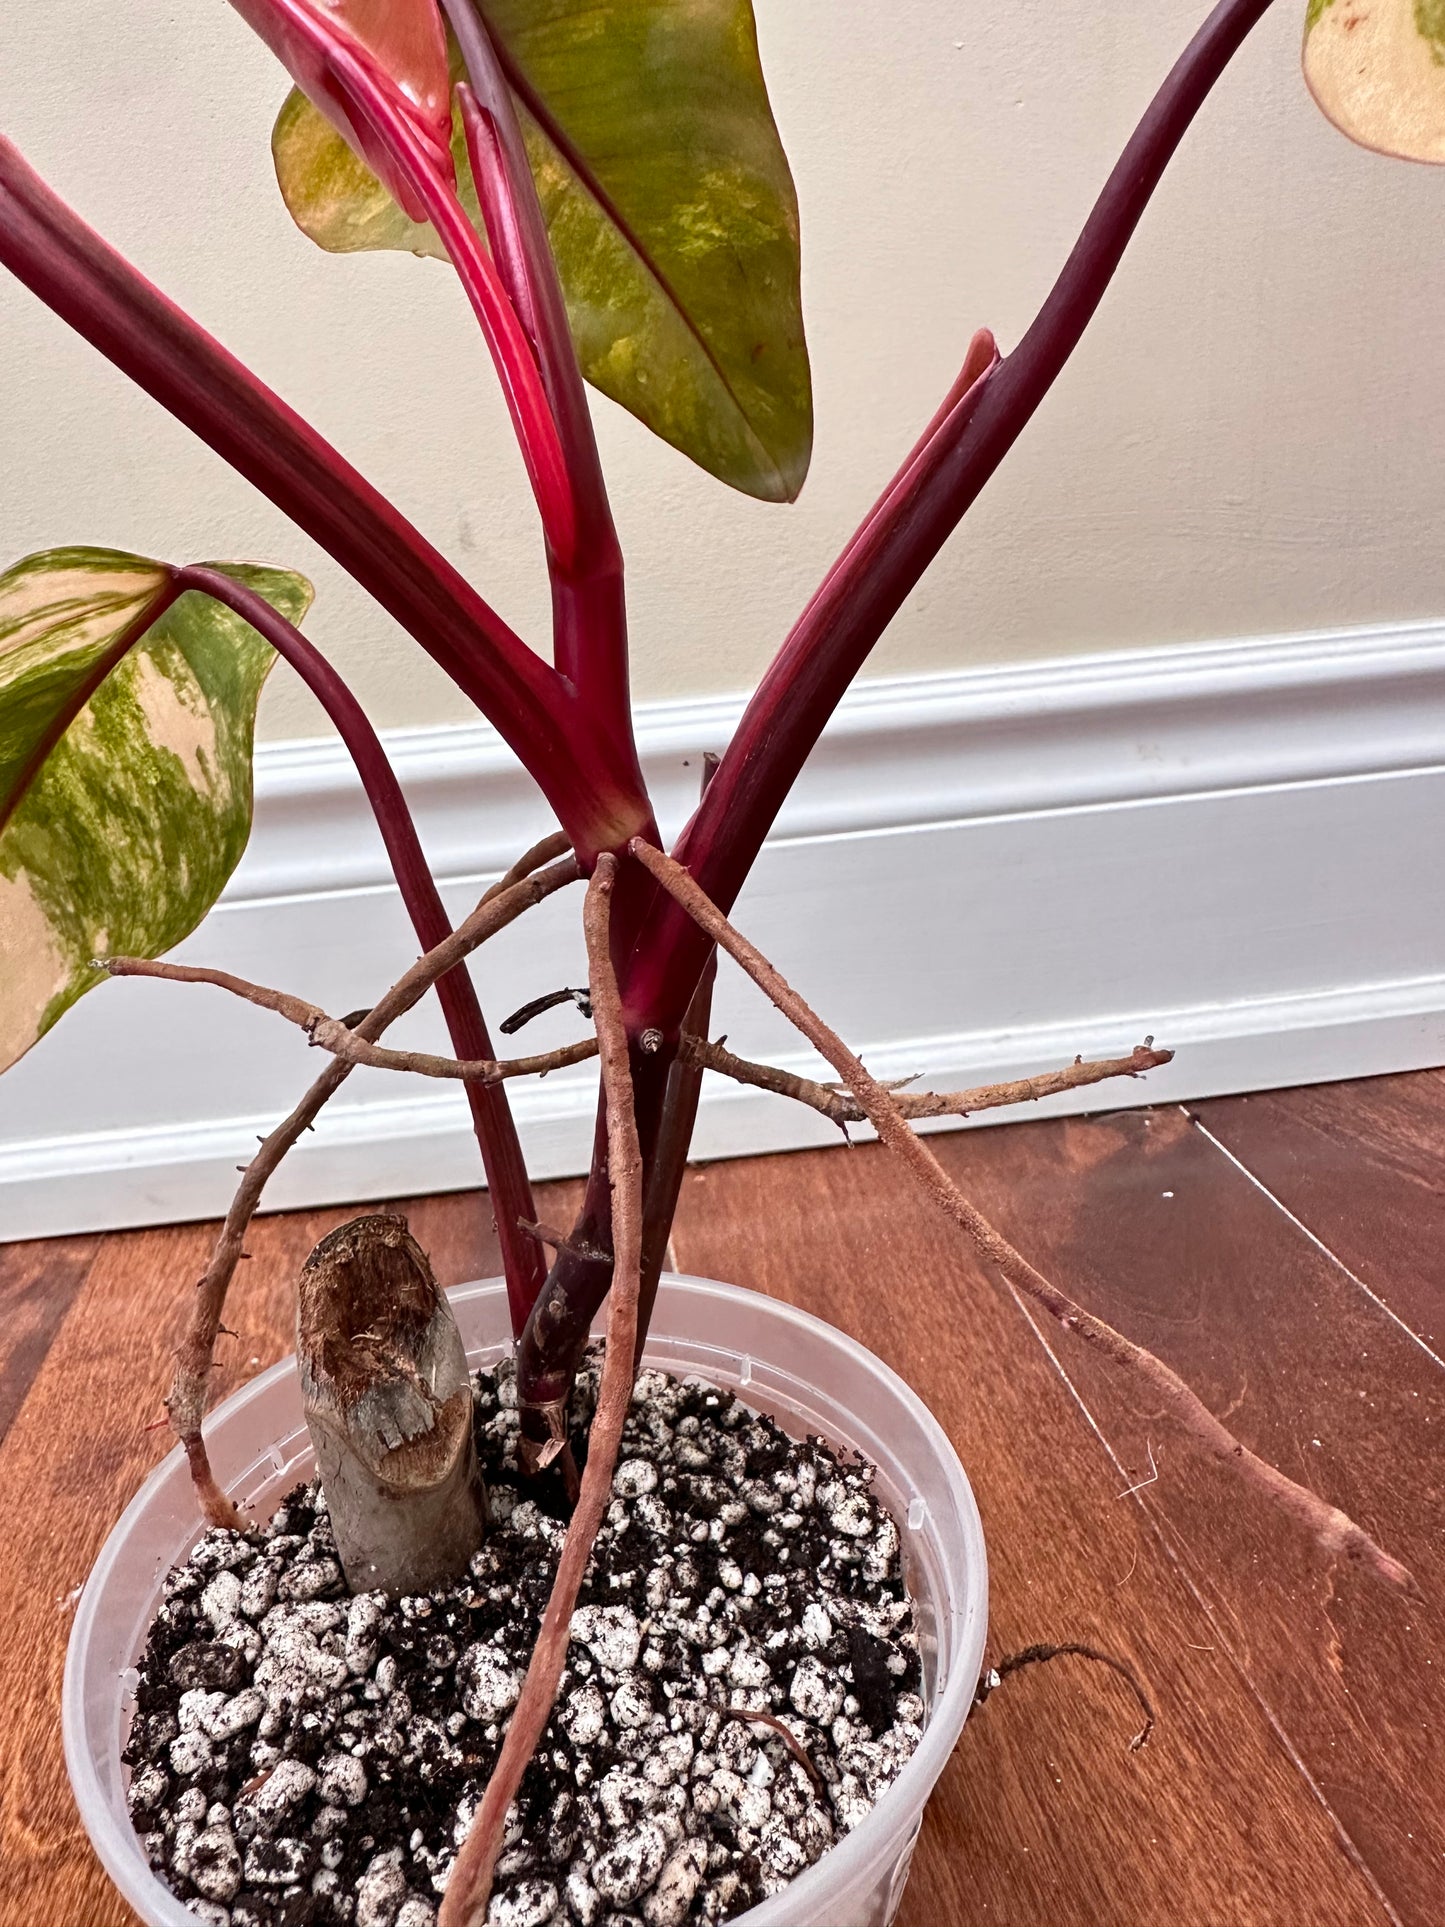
65, 1271, 988, 1927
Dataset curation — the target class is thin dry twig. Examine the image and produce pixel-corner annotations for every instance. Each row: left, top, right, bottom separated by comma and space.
165, 852, 580, 1524
101, 957, 598, 1084
629, 837, 1414, 1594
315, 1032, 595, 1083
516, 1217, 611, 1265
440, 852, 646, 1927
481, 830, 572, 903
677, 1032, 1173, 1129
973, 1642, 1156, 1752
721, 1705, 825, 1792
108, 953, 1164, 1125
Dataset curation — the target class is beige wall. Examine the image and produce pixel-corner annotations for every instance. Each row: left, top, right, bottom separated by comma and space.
3, 1, 1444, 742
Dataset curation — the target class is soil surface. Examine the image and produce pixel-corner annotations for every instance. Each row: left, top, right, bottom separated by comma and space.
125, 1351, 923, 1926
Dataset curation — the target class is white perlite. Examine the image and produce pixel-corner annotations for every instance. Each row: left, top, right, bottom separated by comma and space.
127, 1351, 924, 1927
457, 1642, 523, 1721
569, 1603, 642, 1674
485, 1876, 559, 1927
355, 1848, 408, 1927
317, 1752, 368, 1807
789, 1655, 845, 1726
613, 1458, 659, 1498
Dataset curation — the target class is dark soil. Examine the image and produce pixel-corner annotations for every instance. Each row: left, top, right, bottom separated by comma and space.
125, 1351, 923, 1926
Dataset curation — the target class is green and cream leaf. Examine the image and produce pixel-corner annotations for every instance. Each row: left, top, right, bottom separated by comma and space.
0, 548, 312, 1072
1304, 0, 1445, 162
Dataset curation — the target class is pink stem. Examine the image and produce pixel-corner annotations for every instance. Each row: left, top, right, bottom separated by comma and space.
324, 39, 578, 569
456, 88, 545, 357
446, 4, 633, 743
445, 3, 613, 561
814, 328, 1000, 610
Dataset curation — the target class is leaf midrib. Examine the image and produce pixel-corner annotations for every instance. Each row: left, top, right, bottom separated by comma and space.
0, 597, 169, 841
484, 19, 786, 493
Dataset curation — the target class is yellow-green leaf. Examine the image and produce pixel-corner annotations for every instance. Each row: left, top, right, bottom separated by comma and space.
0, 547, 312, 1071
272, 1, 812, 502
1304, 0, 1445, 162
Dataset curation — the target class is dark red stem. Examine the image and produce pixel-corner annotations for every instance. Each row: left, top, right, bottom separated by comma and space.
177, 566, 545, 1329
637, 752, 721, 1343
636, 935, 717, 1352
0, 140, 649, 858
632, 0, 1280, 1024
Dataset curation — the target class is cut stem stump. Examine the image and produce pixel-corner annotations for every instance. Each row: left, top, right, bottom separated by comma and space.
297, 1214, 485, 1596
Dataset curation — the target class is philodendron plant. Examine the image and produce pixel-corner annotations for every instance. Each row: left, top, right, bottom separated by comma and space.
0, 0, 1435, 1918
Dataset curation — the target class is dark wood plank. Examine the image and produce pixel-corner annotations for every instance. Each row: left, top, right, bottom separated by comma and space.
0, 1222, 217, 1927
1195, 1072, 1445, 1354
389, 1181, 583, 1296
924, 1103, 1445, 1925
0, 1233, 100, 1451
670, 1146, 1391, 1927
0, 1185, 572, 1927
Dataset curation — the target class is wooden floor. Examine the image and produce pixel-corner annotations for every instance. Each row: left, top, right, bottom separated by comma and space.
3, 1072, 1444, 1927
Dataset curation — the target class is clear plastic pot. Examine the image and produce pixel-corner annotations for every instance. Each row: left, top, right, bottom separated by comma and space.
65, 1273, 988, 1927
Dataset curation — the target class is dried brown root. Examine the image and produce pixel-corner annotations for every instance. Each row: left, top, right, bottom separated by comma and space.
973, 1642, 1156, 1752
481, 830, 573, 903
677, 1032, 1173, 1129
439, 852, 645, 1927
164, 851, 579, 1524
721, 1704, 825, 1792
168, 1060, 351, 1529
108, 952, 1167, 1134
102, 958, 598, 1086
629, 836, 1414, 1595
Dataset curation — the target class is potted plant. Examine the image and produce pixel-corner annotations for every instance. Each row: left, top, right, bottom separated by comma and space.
0, 0, 1428, 1922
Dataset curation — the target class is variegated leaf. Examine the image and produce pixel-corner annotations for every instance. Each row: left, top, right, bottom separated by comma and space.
1304, 0, 1445, 162
0, 548, 312, 1072
271, 1, 812, 502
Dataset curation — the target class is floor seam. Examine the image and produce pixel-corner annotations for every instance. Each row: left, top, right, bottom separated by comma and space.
1185, 1108, 1445, 1376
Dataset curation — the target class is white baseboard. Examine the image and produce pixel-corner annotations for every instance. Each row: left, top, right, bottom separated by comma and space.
5, 619, 1445, 1240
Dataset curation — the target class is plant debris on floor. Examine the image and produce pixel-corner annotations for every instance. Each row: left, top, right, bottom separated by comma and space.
125, 1351, 924, 1926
